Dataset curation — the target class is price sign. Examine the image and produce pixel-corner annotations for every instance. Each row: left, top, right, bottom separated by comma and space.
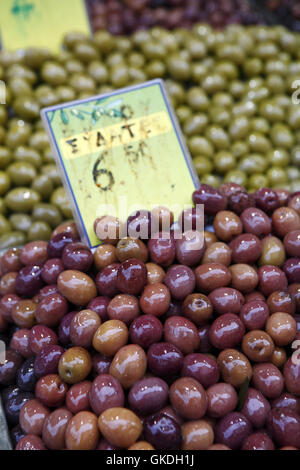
41, 79, 199, 249
0, 0, 90, 52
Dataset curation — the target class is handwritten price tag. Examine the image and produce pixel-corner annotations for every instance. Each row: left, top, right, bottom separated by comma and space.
41, 80, 199, 249
0, 0, 90, 52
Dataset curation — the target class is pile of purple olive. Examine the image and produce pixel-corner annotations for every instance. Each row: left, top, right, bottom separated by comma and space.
0, 183, 300, 450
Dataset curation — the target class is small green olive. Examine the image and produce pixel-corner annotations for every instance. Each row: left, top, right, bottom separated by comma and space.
5, 187, 41, 213
0, 215, 11, 236
0, 171, 10, 196
9, 213, 32, 232
0, 231, 27, 250
31, 174, 54, 200
27, 221, 52, 241
50, 187, 73, 218
32, 203, 63, 228
7, 162, 37, 186
0, 147, 12, 169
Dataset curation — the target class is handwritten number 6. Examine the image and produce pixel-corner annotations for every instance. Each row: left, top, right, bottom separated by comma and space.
93, 153, 114, 192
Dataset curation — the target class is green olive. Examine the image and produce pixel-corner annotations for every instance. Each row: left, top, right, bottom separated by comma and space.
129, 67, 147, 83
193, 156, 213, 176
259, 100, 285, 122
248, 173, 269, 190
88, 61, 108, 84
64, 31, 89, 50
9, 213, 32, 232
167, 55, 190, 81
231, 141, 249, 159
191, 62, 209, 82
250, 117, 270, 134
73, 42, 99, 63
8, 77, 33, 98
291, 180, 300, 192
13, 96, 40, 121
31, 174, 54, 200
176, 105, 192, 124
57, 50, 73, 64
188, 136, 214, 158
56, 86, 76, 103
247, 132, 271, 153
232, 100, 256, 117
41, 164, 61, 187
258, 236, 286, 267
209, 107, 231, 127
29, 131, 50, 151
146, 61, 166, 79
0, 215, 11, 236
214, 151, 236, 174
256, 42, 279, 60
69, 73, 96, 93
6, 63, 37, 84
243, 57, 263, 76
142, 41, 166, 60
185, 37, 207, 59
110, 65, 129, 87
0, 171, 10, 196
7, 162, 37, 186
5, 187, 41, 213
212, 92, 233, 108
201, 173, 221, 188
270, 123, 294, 148
93, 30, 115, 54
266, 166, 288, 187
183, 114, 208, 136
186, 87, 209, 111
25, 48, 52, 69
32, 203, 62, 228
217, 43, 245, 63
65, 59, 84, 74
50, 187, 72, 218
35, 85, 58, 107
0, 231, 27, 250
215, 61, 238, 80
41, 61, 68, 86
6, 127, 31, 149
165, 80, 185, 105
0, 147, 12, 169
128, 52, 145, 68
266, 74, 285, 94
288, 106, 300, 129
265, 59, 287, 76
229, 116, 250, 140
117, 37, 132, 55
267, 149, 290, 167
287, 166, 300, 181
239, 154, 268, 175
205, 125, 229, 150
14, 146, 42, 168
224, 169, 247, 187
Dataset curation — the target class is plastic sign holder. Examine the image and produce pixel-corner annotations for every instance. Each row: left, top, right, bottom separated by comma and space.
41, 79, 199, 249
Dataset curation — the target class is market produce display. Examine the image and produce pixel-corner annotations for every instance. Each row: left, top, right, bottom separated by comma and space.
0, 184, 299, 450
86, 0, 257, 34
1, 23, 300, 251
86, 0, 300, 34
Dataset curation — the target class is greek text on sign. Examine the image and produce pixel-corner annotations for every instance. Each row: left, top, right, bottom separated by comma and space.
60, 111, 171, 159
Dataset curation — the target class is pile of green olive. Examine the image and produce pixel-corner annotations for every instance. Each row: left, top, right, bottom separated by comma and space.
0, 23, 300, 249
